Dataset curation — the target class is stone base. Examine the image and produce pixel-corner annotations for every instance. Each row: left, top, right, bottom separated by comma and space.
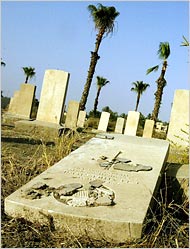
15, 120, 64, 140
5, 134, 170, 242
2, 113, 32, 125
166, 163, 189, 200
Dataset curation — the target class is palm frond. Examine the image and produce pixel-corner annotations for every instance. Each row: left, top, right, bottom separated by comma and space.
146, 65, 159, 75
157, 42, 170, 60
181, 36, 189, 47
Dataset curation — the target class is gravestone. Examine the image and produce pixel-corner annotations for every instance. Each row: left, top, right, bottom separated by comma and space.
143, 119, 155, 138
124, 111, 140, 136
5, 134, 169, 243
115, 117, 125, 134
65, 100, 79, 129
97, 112, 110, 132
36, 69, 69, 124
77, 110, 86, 128
8, 84, 36, 118
167, 89, 189, 148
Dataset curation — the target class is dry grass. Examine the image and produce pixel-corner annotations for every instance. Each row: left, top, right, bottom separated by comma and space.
1, 123, 189, 248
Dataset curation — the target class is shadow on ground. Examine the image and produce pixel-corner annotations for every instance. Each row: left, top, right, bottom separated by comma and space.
1, 137, 55, 146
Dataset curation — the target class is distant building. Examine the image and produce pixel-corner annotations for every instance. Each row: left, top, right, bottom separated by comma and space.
155, 122, 168, 133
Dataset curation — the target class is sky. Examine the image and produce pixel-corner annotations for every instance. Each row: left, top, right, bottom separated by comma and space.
1, 1, 189, 122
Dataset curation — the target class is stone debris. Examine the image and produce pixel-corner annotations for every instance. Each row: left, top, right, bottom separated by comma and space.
89, 179, 103, 188
53, 181, 115, 207
96, 134, 114, 140
113, 163, 152, 172
22, 183, 55, 199
54, 183, 83, 197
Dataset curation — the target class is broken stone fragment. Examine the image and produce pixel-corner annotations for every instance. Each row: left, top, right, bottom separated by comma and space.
32, 182, 49, 190
96, 134, 114, 140
95, 196, 113, 206
113, 163, 152, 172
89, 179, 103, 188
55, 183, 83, 196
99, 162, 110, 167
116, 158, 131, 163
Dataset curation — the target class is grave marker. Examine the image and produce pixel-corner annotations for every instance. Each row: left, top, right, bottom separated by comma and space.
77, 110, 86, 128
97, 111, 110, 132
115, 117, 125, 134
143, 119, 155, 138
8, 84, 36, 118
5, 134, 169, 243
36, 69, 69, 124
65, 100, 79, 129
124, 111, 140, 136
167, 89, 189, 148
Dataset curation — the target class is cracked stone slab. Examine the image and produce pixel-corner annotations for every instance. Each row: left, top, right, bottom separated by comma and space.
5, 134, 169, 243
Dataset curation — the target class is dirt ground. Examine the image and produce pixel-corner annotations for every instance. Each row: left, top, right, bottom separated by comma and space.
1, 122, 189, 248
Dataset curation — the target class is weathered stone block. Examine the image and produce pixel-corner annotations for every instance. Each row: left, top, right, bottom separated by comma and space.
77, 110, 86, 128
143, 119, 155, 138
124, 111, 140, 136
98, 112, 110, 132
167, 89, 189, 148
36, 70, 69, 124
5, 134, 169, 242
115, 117, 125, 134
64, 100, 79, 129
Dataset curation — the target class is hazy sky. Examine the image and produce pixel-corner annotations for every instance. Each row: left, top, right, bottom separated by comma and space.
1, 1, 189, 122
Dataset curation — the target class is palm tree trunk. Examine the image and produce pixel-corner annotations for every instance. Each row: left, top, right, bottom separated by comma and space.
151, 61, 167, 121
25, 76, 29, 84
79, 29, 105, 111
93, 87, 101, 114
135, 93, 140, 111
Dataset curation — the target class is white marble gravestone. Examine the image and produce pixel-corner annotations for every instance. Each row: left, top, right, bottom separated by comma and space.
124, 111, 140, 136
143, 119, 155, 138
5, 134, 169, 243
167, 89, 189, 148
36, 69, 69, 124
115, 117, 125, 134
64, 100, 80, 129
97, 112, 110, 132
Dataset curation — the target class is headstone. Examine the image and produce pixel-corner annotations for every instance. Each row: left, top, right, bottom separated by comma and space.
143, 119, 155, 138
167, 90, 189, 148
97, 112, 110, 132
65, 100, 79, 129
36, 69, 70, 124
124, 111, 140, 136
5, 134, 170, 243
8, 84, 36, 118
77, 110, 86, 128
115, 117, 125, 134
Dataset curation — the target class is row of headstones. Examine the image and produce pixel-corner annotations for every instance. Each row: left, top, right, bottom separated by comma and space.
6, 69, 189, 147
98, 111, 154, 138
64, 100, 154, 138
7, 70, 69, 124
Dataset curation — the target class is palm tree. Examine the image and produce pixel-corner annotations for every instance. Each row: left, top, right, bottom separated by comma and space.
181, 36, 189, 47
131, 81, 150, 111
22, 67, 36, 83
93, 76, 109, 114
146, 42, 170, 121
79, 4, 119, 110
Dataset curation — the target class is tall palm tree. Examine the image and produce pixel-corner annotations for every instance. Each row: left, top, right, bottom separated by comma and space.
79, 4, 119, 110
181, 36, 189, 47
146, 42, 170, 121
131, 81, 150, 111
22, 67, 36, 83
93, 76, 109, 114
